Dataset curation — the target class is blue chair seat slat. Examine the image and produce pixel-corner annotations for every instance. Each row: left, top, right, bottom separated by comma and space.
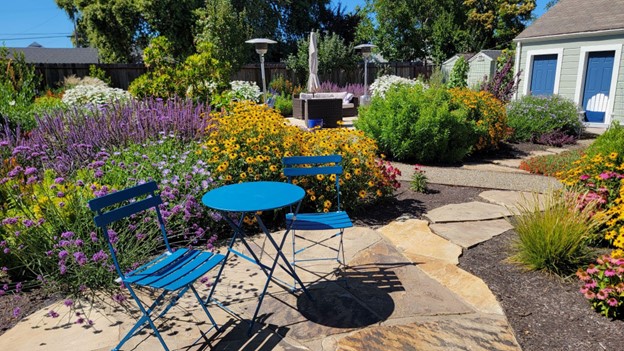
94, 196, 162, 228
148, 251, 214, 289
286, 211, 353, 230
124, 249, 190, 284
88, 182, 158, 211
164, 253, 225, 291
128, 249, 201, 286
283, 165, 342, 177
283, 155, 341, 165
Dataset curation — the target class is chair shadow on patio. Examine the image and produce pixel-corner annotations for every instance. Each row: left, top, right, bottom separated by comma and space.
190, 315, 289, 351
295, 262, 411, 329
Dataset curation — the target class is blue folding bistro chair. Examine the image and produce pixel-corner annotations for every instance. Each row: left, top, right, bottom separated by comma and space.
89, 181, 225, 351
282, 155, 354, 286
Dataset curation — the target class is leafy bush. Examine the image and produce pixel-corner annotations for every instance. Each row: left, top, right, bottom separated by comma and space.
534, 129, 578, 146
577, 254, 624, 318
448, 56, 468, 88
202, 102, 398, 212
356, 84, 476, 163
88, 65, 112, 86
369, 75, 425, 98
128, 37, 227, 101
229, 81, 261, 102
507, 95, 584, 142
0, 47, 40, 131
269, 76, 295, 96
585, 122, 624, 162
519, 149, 584, 176
449, 88, 509, 151
274, 94, 293, 116
61, 85, 131, 107
509, 191, 602, 275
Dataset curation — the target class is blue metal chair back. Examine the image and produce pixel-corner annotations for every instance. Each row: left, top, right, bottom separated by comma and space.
282, 155, 343, 210
88, 181, 172, 281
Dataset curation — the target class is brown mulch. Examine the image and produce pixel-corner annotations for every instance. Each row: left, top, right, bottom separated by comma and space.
3, 176, 623, 349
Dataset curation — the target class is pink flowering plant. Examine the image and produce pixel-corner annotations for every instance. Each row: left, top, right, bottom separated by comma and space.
577, 254, 624, 318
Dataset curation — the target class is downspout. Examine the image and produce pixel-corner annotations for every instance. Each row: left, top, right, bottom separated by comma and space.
514, 41, 522, 100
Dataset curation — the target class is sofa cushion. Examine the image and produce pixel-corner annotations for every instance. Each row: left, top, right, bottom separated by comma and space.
299, 93, 314, 100
342, 103, 355, 109
314, 92, 348, 100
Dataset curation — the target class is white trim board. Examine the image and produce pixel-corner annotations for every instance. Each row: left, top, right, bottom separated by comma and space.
573, 44, 623, 125
522, 48, 564, 96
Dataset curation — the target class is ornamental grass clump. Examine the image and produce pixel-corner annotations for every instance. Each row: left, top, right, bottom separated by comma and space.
509, 191, 603, 275
577, 254, 624, 318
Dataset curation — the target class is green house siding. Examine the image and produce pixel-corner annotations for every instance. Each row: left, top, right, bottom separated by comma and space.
517, 33, 624, 125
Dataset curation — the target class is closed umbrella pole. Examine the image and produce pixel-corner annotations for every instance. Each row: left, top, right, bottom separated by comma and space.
307, 31, 320, 93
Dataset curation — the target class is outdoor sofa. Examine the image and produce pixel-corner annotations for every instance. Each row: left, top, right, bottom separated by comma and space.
292, 92, 359, 128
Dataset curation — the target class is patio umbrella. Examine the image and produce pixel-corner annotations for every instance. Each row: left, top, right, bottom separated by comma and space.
307, 31, 320, 92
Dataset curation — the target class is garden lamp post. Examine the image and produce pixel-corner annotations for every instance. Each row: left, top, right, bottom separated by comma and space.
354, 43, 376, 105
246, 38, 277, 103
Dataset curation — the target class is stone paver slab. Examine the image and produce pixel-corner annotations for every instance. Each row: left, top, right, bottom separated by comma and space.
425, 202, 511, 223
336, 315, 521, 351
492, 158, 523, 168
479, 190, 547, 213
430, 219, 513, 249
378, 219, 462, 265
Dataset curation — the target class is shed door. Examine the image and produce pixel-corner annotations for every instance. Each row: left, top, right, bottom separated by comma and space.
582, 51, 615, 123
530, 54, 558, 96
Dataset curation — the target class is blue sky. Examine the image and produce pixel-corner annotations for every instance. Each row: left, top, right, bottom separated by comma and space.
0, 0, 549, 48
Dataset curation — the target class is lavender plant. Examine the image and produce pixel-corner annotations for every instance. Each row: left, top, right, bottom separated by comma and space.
316, 81, 367, 96
3, 98, 212, 176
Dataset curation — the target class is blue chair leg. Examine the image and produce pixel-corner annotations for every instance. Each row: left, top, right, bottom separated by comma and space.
115, 287, 170, 351
190, 285, 220, 332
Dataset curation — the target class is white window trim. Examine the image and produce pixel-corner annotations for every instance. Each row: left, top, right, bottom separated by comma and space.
522, 48, 564, 96
573, 44, 622, 126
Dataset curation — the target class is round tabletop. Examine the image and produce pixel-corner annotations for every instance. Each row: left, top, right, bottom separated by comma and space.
202, 181, 305, 212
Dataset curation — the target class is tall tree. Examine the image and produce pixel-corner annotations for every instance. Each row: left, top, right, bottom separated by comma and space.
463, 0, 536, 50
194, 0, 252, 77
55, 0, 204, 63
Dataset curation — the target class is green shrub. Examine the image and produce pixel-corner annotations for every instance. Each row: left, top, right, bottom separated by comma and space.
507, 94, 584, 142
274, 94, 293, 116
0, 47, 40, 131
585, 122, 624, 162
448, 56, 468, 88
410, 165, 428, 193
509, 191, 602, 275
88, 65, 112, 86
356, 84, 476, 164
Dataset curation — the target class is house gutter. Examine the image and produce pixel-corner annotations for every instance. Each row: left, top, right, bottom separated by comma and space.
514, 28, 624, 43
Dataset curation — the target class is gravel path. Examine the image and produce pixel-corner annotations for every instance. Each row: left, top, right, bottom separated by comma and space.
391, 162, 562, 193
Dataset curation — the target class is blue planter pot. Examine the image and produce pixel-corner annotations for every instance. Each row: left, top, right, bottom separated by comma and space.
306, 119, 323, 128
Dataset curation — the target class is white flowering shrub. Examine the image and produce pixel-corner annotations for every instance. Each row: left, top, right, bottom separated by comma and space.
369, 75, 427, 98
62, 85, 132, 106
229, 80, 261, 102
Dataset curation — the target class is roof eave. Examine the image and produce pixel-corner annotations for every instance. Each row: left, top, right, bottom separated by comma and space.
515, 28, 624, 43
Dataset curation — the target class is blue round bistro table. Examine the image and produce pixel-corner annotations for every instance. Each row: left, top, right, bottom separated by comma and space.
201, 181, 311, 334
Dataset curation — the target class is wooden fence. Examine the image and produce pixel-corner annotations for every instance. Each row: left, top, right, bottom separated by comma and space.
34, 64, 146, 90
34, 61, 432, 90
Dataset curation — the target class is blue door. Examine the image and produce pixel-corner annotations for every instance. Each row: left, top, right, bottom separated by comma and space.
530, 54, 558, 96
582, 51, 615, 123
